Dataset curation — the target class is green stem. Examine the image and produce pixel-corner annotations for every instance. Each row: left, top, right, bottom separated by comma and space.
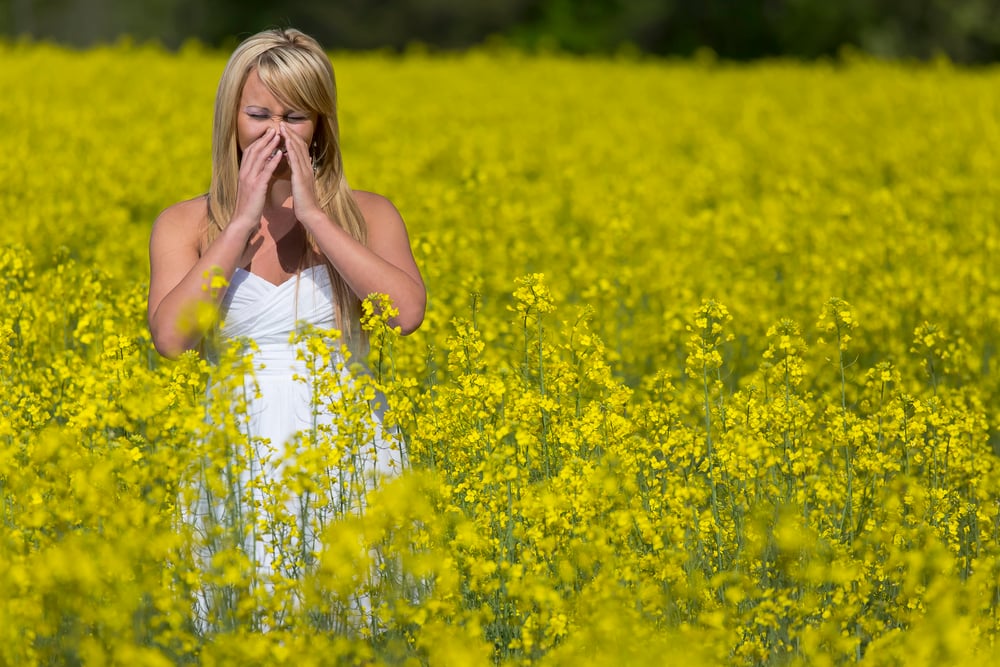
702, 363, 723, 572
837, 327, 854, 544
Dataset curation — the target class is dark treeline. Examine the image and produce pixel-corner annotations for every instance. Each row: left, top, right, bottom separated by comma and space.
4, 0, 1000, 62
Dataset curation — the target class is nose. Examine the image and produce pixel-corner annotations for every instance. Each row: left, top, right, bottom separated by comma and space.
261, 118, 285, 144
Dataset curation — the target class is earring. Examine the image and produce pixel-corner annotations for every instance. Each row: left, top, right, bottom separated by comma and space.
310, 141, 320, 172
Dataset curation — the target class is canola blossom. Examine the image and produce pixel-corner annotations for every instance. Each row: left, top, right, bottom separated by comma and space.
1, 40, 999, 665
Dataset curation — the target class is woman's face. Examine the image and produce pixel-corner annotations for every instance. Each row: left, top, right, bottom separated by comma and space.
236, 68, 316, 174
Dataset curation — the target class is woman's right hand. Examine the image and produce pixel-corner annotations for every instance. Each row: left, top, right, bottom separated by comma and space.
231, 127, 283, 234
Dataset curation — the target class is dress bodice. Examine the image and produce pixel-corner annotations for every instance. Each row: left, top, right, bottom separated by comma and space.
216, 265, 367, 372
220, 265, 336, 344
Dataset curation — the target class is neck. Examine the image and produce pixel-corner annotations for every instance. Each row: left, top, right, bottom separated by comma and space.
265, 178, 293, 212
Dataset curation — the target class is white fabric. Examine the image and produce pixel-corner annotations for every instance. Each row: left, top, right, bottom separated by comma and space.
218, 264, 400, 480
188, 265, 403, 631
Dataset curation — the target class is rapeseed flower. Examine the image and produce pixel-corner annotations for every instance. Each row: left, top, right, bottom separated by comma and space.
1, 42, 998, 665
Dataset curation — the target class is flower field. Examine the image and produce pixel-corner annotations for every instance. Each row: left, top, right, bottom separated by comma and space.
1, 41, 999, 665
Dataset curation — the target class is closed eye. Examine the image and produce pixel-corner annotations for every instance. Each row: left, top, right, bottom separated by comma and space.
244, 110, 311, 123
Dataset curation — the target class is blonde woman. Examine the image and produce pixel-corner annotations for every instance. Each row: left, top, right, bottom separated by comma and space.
147, 28, 425, 627
148, 28, 424, 355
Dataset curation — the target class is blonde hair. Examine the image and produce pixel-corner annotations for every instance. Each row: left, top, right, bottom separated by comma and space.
206, 28, 367, 342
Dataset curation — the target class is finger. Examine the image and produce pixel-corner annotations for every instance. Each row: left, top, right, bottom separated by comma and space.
280, 124, 312, 174
279, 121, 306, 145
257, 126, 281, 148
279, 123, 311, 158
262, 143, 284, 175
244, 128, 281, 170
259, 130, 283, 161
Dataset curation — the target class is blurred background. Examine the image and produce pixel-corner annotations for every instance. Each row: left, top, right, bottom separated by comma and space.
2, 0, 1000, 62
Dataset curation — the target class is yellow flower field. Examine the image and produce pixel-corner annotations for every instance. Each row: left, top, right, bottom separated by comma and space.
1, 40, 999, 665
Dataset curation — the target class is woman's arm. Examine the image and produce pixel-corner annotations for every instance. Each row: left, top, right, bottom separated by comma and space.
309, 191, 426, 334
146, 198, 253, 358
281, 123, 426, 334
147, 128, 284, 358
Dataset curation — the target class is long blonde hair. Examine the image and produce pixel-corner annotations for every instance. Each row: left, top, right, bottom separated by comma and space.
206, 28, 367, 342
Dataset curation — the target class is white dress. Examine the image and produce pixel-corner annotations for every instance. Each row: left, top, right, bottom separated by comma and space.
189, 265, 404, 630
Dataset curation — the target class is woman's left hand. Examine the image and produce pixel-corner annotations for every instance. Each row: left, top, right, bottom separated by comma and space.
280, 122, 325, 226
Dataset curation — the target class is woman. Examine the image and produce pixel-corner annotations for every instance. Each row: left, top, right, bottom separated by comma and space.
147, 28, 424, 355
147, 28, 425, 629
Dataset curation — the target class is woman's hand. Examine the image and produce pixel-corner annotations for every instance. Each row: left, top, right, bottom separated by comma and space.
280, 121, 325, 226
232, 127, 284, 234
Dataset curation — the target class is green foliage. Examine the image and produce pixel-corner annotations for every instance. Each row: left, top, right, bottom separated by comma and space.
3, 0, 1000, 61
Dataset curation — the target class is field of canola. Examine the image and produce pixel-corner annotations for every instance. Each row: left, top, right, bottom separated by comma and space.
1, 40, 999, 665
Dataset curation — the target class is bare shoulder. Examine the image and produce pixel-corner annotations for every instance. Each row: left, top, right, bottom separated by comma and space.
351, 189, 422, 285
352, 190, 405, 231
150, 195, 209, 252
